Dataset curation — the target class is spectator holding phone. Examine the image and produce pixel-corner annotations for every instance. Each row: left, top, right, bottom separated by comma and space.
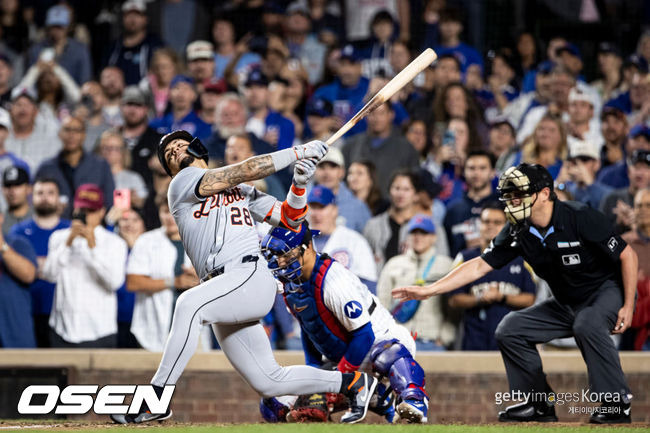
42, 184, 127, 348
98, 129, 147, 210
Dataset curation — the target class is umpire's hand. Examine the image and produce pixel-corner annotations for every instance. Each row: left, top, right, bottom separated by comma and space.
612, 305, 634, 334
392, 285, 434, 301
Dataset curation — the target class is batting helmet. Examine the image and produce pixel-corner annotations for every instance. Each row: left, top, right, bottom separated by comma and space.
497, 163, 555, 225
261, 223, 318, 284
157, 130, 209, 176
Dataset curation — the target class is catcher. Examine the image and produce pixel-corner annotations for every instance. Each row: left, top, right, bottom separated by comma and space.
258, 222, 429, 423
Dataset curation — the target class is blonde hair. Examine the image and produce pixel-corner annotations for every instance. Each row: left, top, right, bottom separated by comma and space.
521, 113, 567, 164
97, 129, 131, 168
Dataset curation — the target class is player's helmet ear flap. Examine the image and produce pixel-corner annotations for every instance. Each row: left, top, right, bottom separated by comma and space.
157, 130, 208, 177
261, 223, 319, 283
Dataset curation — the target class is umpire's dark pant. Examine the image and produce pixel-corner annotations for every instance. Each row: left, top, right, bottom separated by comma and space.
495, 280, 630, 397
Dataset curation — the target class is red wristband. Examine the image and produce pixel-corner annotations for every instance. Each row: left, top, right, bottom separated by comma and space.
337, 357, 359, 373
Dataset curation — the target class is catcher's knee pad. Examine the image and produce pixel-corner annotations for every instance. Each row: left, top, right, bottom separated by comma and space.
370, 340, 427, 401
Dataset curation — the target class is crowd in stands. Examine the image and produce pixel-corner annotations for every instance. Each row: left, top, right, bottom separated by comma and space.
0, 0, 648, 352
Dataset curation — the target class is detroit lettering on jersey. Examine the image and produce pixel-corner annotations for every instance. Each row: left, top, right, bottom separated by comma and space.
193, 187, 246, 219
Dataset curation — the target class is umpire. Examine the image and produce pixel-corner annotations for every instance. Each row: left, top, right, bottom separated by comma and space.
392, 163, 637, 424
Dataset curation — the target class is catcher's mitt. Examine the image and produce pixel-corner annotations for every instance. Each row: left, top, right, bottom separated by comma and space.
287, 393, 329, 423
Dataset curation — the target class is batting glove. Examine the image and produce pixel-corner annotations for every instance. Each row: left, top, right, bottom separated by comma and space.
293, 158, 317, 188
293, 140, 328, 161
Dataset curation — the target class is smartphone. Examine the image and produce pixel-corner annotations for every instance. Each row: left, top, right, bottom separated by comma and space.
72, 209, 86, 224
39, 48, 56, 63
442, 129, 456, 148
114, 189, 131, 210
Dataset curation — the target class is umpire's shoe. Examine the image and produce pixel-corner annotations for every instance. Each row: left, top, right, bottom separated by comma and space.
589, 402, 631, 424
498, 401, 557, 422
110, 409, 172, 424
339, 372, 378, 424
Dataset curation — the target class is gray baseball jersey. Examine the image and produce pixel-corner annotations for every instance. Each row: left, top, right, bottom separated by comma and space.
168, 166, 279, 279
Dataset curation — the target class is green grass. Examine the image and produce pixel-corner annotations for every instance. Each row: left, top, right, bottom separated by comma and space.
2, 423, 648, 433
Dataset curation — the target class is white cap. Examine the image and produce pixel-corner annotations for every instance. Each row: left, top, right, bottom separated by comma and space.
568, 137, 599, 160
0, 107, 10, 130
186, 40, 214, 62
317, 146, 345, 167
568, 85, 595, 106
122, 0, 146, 13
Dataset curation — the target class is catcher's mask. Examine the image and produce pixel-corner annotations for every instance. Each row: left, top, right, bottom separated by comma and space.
497, 163, 555, 225
158, 130, 209, 176
261, 223, 319, 286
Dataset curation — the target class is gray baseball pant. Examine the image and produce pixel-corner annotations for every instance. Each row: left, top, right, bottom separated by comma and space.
151, 258, 342, 396
495, 279, 630, 398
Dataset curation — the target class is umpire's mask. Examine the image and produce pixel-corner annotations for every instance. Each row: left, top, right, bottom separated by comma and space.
497, 163, 554, 225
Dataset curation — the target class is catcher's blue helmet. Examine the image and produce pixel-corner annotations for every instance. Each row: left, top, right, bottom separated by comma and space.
261, 223, 318, 283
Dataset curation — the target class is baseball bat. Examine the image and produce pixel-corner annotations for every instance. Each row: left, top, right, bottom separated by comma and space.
325, 48, 438, 146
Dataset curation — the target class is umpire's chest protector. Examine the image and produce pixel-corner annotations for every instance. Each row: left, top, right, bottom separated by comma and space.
284, 255, 350, 362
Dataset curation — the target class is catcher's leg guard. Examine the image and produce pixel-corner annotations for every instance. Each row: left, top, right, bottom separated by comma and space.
370, 340, 427, 401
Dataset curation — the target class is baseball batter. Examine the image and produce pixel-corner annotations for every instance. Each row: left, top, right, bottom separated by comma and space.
110, 130, 377, 424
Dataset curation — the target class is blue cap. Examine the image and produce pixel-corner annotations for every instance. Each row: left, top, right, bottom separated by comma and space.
306, 98, 333, 117
170, 75, 194, 89
555, 43, 581, 60
537, 60, 555, 75
629, 124, 650, 140
340, 44, 360, 62
308, 185, 336, 206
245, 68, 269, 87
624, 54, 649, 73
406, 214, 436, 234
45, 5, 70, 27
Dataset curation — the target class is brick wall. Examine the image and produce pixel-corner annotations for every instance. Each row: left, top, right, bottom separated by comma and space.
72, 369, 649, 424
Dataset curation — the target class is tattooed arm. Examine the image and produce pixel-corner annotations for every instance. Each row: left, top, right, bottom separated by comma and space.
198, 154, 275, 196
197, 141, 329, 196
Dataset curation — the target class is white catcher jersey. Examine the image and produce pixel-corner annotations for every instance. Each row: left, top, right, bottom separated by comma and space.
322, 261, 411, 349
168, 167, 278, 279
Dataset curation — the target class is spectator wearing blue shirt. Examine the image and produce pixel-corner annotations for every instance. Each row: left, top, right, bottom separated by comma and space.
313, 146, 371, 234
0, 197, 38, 348
434, 8, 483, 74
149, 75, 211, 140
448, 202, 535, 350
443, 151, 499, 257
313, 45, 370, 138
28, 5, 91, 86
243, 68, 295, 150
102, 0, 164, 86
10, 177, 69, 347
598, 124, 650, 189
212, 17, 261, 80
562, 139, 612, 210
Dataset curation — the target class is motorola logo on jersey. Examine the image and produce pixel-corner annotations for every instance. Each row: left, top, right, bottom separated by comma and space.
344, 301, 363, 319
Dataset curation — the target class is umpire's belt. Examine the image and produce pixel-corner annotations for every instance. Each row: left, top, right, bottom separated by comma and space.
202, 255, 259, 282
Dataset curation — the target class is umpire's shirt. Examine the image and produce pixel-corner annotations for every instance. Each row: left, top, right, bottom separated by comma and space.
481, 200, 626, 306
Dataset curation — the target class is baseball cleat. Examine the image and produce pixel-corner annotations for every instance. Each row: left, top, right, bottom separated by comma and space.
110, 409, 172, 424
260, 397, 289, 423
397, 398, 428, 423
339, 372, 378, 424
